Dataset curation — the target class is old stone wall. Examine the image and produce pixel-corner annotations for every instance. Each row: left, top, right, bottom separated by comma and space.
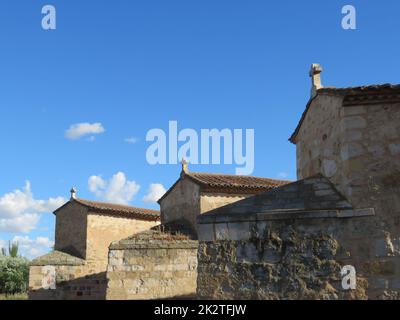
160, 177, 201, 232
54, 202, 88, 259
31, 209, 157, 300
296, 98, 400, 218
29, 251, 107, 300
295, 98, 400, 291
160, 176, 256, 235
29, 265, 107, 300
337, 103, 400, 223
197, 212, 400, 300
200, 193, 249, 214
295, 94, 344, 183
86, 212, 158, 270
106, 231, 198, 300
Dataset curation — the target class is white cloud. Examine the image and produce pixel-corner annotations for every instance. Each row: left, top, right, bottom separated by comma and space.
88, 172, 140, 205
0, 182, 66, 233
12, 236, 54, 259
0, 214, 40, 234
65, 122, 105, 140
278, 172, 289, 179
125, 137, 139, 144
142, 183, 167, 204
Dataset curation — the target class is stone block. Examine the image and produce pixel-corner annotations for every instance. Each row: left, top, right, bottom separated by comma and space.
340, 143, 364, 161
342, 116, 367, 129
346, 130, 363, 142
364, 260, 396, 276
390, 279, 400, 290
197, 223, 215, 242
315, 189, 336, 197
343, 106, 367, 116
389, 144, 400, 156
367, 144, 386, 157
215, 223, 229, 240
322, 159, 337, 178
227, 222, 251, 241
374, 238, 395, 257
369, 278, 389, 290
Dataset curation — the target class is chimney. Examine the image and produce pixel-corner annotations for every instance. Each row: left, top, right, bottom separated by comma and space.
70, 187, 77, 200
309, 63, 323, 98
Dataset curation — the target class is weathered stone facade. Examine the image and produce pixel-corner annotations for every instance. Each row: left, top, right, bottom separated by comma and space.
106, 226, 198, 300
103, 169, 284, 300
159, 176, 201, 233
159, 177, 252, 235
86, 212, 157, 270
159, 170, 288, 235
54, 201, 88, 259
197, 216, 400, 300
196, 176, 400, 300
293, 91, 400, 217
29, 198, 159, 300
196, 72, 400, 300
30, 66, 400, 300
29, 251, 106, 300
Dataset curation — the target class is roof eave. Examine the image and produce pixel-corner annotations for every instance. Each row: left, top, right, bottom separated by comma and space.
157, 176, 183, 204
289, 95, 317, 145
53, 199, 74, 215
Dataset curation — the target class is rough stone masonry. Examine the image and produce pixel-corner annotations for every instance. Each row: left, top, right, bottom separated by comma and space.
197, 65, 400, 300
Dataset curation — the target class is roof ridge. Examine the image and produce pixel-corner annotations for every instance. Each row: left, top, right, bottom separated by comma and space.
318, 83, 400, 92
74, 198, 159, 213
187, 171, 291, 182
158, 171, 292, 204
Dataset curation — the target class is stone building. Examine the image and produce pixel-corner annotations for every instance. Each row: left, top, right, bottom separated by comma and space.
29, 189, 160, 300
197, 64, 400, 300
105, 164, 289, 299
29, 63, 400, 300
158, 161, 290, 235
106, 225, 199, 300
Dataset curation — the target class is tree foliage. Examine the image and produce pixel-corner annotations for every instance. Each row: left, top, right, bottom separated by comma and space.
0, 242, 29, 295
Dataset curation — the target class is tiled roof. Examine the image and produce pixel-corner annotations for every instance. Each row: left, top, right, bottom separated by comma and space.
289, 83, 400, 143
318, 84, 400, 95
55, 198, 160, 221
158, 171, 290, 203
187, 172, 289, 192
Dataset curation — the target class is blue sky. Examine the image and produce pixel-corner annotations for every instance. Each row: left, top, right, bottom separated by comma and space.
0, 0, 399, 258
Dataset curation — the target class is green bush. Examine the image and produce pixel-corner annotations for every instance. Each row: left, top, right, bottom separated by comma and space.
0, 256, 29, 295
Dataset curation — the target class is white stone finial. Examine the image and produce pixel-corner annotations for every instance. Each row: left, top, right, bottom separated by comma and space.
309, 63, 323, 98
70, 187, 77, 200
181, 158, 189, 174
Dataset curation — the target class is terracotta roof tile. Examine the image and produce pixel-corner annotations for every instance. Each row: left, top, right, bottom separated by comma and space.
158, 171, 290, 203
317, 84, 400, 95
59, 198, 160, 221
186, 172, 289, 192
